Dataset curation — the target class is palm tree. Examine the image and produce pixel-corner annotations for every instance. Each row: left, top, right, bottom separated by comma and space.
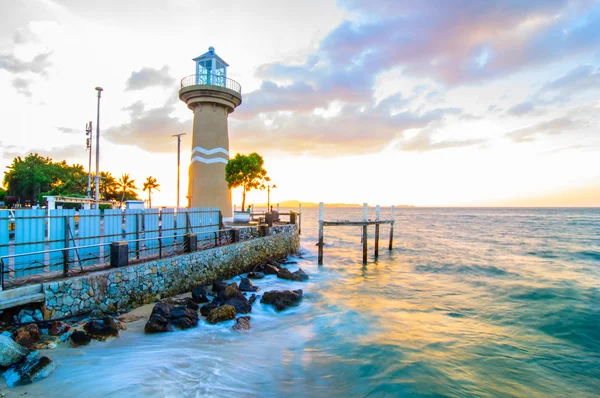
142, 176, 160, 208
117, 173, 138, 208
99, 171, 118, 201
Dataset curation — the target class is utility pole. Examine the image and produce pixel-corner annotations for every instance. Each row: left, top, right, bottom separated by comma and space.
85, 121, 93, 198
94, 87, 103, 206
172, 133, 186, 208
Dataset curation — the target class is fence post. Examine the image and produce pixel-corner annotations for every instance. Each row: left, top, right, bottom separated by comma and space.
184, 233, 197, 252
135, 214, 140, 260
290, 211, 296, 226
63, 216, 70, 276
110, 241, 128, 268
232, 229, 240, 243
265, 213, 273, 227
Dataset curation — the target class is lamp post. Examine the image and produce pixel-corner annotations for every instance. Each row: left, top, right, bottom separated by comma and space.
172, 133, 186, 208
85, 121, 93, 198
267, 183, 277, 212
94, 87, 103, 206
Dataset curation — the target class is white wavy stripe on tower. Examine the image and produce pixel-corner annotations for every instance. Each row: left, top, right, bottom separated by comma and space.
190, 156, 228, 164
190, 146, 229, 156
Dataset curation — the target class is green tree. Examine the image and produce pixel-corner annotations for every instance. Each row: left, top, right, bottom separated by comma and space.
4, 154, 56, 204
142, 176, 160, 208
117, 173, 138, 208
225, 152, 269, 210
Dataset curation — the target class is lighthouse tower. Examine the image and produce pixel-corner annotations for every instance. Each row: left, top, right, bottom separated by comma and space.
179, 47, 242, 218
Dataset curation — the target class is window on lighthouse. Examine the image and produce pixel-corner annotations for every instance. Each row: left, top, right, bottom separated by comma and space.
197, 60, 213, 84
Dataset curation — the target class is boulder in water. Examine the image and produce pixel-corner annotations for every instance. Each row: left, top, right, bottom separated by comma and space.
0, 335, 28, 367
206, 305, 236, 324
224, 296, 252, 314
200, 303, 218, 317
276, 268, 303, 282
13, 324, 41, 349
239, 277, 259, 292
83, 319, 119, 341
3, 352, 56, 387
166, 297, 198, 311
264, 264, 279, 275
192, 286, 209, 303
144, 302, 174, 333
48, 321, 71, 336
170, 306, 199, 330
30, 335, 61, 350
293, 268, 309, 281
247, 272, 264, 279
212, 281, 228, 294
261, 289, 303, 311
69, 330, 91, 347
249, 294, 258, 305
232, 316, 251, 331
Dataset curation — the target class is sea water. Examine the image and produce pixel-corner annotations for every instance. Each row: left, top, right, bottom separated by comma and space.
7, 207, 600, 397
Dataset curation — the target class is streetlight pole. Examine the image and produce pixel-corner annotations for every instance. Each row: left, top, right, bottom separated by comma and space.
94, 87, 103, 206
85, 121, 93, 198
267, 183, 277, 212
172, 133, 186, 208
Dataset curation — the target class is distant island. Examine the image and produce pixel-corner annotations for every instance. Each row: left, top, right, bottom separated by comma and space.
252, 200, 415, 208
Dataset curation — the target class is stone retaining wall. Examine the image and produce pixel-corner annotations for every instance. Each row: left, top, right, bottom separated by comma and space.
42, 225, 299, 319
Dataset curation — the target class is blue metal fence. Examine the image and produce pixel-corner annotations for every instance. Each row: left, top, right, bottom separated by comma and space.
0, 207, 221, 289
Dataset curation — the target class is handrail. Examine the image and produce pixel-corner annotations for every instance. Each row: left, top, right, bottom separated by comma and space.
180, 73, 242, 94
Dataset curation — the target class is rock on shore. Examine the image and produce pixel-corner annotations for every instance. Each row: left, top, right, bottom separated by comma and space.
0, 335, 28, 367
3, 352, 56, 387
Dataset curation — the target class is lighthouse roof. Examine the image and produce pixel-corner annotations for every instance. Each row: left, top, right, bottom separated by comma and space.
192, 46, 229, 67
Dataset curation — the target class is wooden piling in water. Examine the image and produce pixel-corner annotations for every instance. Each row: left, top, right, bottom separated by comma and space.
318, 203, 394, 265
374, 205, 380, 258
298, 204, 302, 235
318, 202, 324, 265
362, 203, 368, 263
389, 205, 395, 250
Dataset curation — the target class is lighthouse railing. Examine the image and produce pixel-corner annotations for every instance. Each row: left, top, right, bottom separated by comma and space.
180, 73, 242, 94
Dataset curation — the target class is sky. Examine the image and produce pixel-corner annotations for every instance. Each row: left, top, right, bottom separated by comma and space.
1, 0, 599, 207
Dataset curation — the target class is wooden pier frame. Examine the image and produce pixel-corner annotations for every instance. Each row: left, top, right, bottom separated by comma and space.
318, 203, 395, 265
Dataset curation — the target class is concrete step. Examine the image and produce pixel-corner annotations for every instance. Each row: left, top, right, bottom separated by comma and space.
0, 284, 45, 311
0, 293, 46, 311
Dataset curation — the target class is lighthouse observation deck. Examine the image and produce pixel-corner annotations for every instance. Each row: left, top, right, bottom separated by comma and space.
180, 73, 242, 94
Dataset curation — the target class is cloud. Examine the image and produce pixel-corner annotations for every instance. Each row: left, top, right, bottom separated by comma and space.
57, 127, 82, 135
226, 1, 599, 156
506, 117, 578, 143
1, 145, 87, 164
231, 99, 462, 155
398, 129, 486, 152
125, 65, 175, 91
13, 26, 40, 44
277, 0, 600, 86
12, 77, 32, 97
537, 64, 600, 102
104, 99, 191, 153
0, 52, 52, 75
507, 101, 535, 116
